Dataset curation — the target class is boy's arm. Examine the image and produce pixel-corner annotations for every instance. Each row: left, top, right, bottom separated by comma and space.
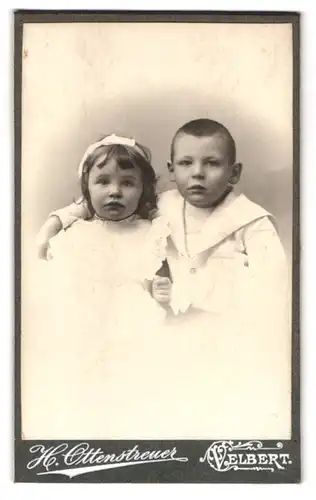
187, 217, 289, 317
243, 216, 290, 370
36, 215, 62, 259
50, 200, 90, 229
243, 217, 291, 433
243, 216, 288, 297
239, 216, 289, 320
36, 200, 90, 259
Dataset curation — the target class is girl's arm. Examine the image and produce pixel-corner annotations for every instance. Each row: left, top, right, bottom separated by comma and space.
36, 200, 90, 259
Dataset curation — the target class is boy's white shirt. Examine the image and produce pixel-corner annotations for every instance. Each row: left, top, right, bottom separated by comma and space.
157, 189, 289, 321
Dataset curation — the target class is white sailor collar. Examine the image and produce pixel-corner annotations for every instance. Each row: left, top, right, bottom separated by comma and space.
159, 189, 273, 256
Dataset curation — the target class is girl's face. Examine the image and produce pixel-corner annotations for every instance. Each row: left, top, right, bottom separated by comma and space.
88, 154, 143, 220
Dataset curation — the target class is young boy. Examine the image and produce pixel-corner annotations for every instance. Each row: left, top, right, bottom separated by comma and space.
159, 119, 290, 439
159, 119, 289, 316
37, 119, 291, 438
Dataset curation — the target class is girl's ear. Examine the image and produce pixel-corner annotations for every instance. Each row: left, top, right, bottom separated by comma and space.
230, 162, 242, 185
167, 161, 174, 173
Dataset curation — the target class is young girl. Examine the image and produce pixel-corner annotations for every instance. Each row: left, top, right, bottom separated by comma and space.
22, 134, 173, 439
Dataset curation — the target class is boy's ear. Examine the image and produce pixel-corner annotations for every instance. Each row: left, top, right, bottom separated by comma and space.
230, 162, 242, 185
167, 161, 174, 173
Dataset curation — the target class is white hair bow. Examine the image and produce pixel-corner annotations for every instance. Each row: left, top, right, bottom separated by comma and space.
77, 134, 137, 179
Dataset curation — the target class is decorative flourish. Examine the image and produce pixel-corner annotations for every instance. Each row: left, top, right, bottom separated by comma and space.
229, 441, 283, 451
199, 441, 290, 473
27, 443, 189, 478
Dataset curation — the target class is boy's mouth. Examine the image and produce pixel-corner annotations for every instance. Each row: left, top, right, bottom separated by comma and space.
188, 185, 207, 192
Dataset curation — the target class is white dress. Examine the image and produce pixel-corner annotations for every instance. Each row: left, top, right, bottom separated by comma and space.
22, 216, 172, 439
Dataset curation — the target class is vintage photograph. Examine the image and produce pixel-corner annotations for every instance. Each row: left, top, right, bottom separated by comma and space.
15, 11, 300, 483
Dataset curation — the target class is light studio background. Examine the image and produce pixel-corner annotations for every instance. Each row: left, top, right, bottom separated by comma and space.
21, 22, 293, 259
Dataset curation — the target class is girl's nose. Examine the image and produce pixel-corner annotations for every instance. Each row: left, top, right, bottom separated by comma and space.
191, 162, 205, 179
108, 184, 122, 198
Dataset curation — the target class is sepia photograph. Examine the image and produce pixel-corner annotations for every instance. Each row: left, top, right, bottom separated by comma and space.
15, 11, 300, 483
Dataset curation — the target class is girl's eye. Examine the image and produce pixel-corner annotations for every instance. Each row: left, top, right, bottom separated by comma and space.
97, 178, 110, 185
122, 180, 134, 187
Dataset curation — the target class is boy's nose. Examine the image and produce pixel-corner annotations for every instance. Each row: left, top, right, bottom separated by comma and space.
191, 162, 205, 179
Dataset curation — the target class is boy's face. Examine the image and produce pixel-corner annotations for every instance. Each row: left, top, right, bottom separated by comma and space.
169, 133, 241, 208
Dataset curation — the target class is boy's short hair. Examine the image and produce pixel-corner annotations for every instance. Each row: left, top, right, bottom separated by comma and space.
171, 118, 236, 164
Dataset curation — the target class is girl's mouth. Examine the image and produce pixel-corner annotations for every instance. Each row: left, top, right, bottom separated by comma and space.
104, 202, 125, 209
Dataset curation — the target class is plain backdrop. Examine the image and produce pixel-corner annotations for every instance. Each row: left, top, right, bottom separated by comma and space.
21, 22, 293, 259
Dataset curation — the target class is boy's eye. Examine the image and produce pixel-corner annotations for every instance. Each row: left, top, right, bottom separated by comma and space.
204, 160, 220, 167
178, 160, 192, 166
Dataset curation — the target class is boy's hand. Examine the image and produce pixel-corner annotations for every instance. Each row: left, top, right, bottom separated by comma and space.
36, 216, 62, 260
36, 238, 51, 260
152, 277, 172, 304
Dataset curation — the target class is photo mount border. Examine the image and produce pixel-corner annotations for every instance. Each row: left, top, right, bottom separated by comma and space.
14, 10, 300, 484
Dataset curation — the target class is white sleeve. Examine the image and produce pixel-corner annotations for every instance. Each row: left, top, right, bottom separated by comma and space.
242, 217, 290, 319
188, 217, 289, 315
192, 216, 290, 335
242, 217, 291, 432
243, 217, 288, 282
49, 200, 90, 229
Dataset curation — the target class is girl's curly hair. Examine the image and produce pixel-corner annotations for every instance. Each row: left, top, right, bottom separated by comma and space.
80, 140, 158, 220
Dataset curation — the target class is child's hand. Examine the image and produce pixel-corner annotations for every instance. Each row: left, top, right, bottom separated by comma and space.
36, 216, 62, 260
152, 277, 172, 304
36, 237, 51, 260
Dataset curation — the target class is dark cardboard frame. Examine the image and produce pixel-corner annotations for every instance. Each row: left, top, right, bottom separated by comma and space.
14, 10, 300, 483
